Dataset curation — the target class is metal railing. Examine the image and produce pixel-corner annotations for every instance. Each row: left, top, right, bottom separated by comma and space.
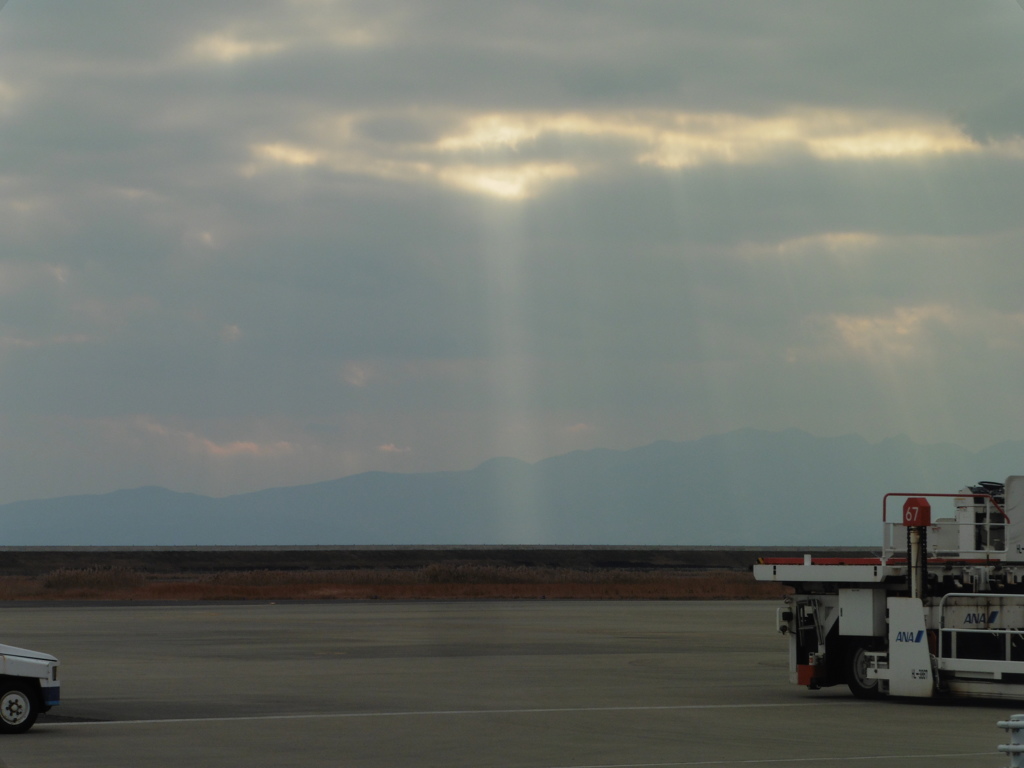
881, 492, 1008, 561
938, 593, 1024, 663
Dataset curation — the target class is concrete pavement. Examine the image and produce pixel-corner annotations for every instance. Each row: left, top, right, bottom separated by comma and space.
0, 600, 1011, 767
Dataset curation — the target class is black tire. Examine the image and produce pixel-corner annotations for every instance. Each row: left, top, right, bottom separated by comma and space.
846, 642, 883, 699
0, 681, 39, 734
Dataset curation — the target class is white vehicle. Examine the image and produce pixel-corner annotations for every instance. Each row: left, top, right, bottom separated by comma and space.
754, 477, 1024, 700
0, 644, 60, 733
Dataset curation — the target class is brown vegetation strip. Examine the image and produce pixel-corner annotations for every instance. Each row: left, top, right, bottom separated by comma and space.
0, 565, 791, 601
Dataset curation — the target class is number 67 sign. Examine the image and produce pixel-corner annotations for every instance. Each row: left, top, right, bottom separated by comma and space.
902, 497, 931, 527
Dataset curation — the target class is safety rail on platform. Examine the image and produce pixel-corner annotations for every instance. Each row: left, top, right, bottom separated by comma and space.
882, 492, 1008, 562
938, 593, 1024, 668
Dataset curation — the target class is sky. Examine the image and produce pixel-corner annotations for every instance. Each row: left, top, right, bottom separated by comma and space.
1, 1, 1023, 506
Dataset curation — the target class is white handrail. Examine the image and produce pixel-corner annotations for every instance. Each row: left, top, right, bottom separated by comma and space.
938, 593, 1024, 662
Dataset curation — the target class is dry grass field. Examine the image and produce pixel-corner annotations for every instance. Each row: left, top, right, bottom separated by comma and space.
0, 564, 791, 601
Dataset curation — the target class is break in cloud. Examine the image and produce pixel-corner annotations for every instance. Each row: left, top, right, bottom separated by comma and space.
0, 1, 1023, 505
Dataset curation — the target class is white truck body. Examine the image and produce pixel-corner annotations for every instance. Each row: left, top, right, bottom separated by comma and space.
754, 476, 1024, 700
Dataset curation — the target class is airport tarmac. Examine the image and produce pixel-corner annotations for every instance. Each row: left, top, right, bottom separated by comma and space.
0, 600, 1013, 767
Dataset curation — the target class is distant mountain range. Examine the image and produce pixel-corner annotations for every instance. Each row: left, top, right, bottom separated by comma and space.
3, 429, 1023, 546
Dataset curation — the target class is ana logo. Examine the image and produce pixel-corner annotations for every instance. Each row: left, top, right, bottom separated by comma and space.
895, 630, 925, 643
964, 611, 999, 625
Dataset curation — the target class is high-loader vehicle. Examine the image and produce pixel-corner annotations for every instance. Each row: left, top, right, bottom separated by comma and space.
0, 644, 60, 733
754, 476, 1024, 700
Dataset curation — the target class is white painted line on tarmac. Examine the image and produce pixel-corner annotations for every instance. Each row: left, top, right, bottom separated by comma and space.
547, 753, 994, 767
47, 700, 849, 727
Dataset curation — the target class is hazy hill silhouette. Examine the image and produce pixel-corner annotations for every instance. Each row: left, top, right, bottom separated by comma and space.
2, 429, 1022, 546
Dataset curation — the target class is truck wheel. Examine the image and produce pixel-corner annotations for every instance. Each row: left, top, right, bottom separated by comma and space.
846, 643, 882, 699
0, 682, 39, 734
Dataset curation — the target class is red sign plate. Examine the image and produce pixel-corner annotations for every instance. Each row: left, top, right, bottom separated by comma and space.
902, 497, 931, 527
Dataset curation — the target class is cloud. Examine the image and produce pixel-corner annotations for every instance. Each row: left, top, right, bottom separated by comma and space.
0, 0, 1022, 506
189, 33, 287, 64
0, 78, 17, 114
242, 107, 1008, 201
135, 417, 296, 459
831, 305, 957, 357
437, 162, 578, 200
341, 361, 375, 388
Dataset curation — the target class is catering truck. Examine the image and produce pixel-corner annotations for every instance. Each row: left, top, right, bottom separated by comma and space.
754, 476, 1024, 700
0, 644, 59, 733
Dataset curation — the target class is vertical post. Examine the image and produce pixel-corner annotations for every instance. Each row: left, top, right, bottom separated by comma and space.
903, 498, 931, 599
908, 527, 923, 599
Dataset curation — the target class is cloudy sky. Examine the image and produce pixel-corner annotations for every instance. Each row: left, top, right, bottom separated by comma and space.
1, 1, 1023, 505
